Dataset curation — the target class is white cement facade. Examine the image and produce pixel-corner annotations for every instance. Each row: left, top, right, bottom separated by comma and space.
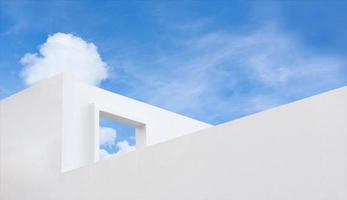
0, 74, 346, 199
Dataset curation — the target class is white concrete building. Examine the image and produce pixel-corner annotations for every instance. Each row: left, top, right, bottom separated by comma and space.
0, 74, 346, 199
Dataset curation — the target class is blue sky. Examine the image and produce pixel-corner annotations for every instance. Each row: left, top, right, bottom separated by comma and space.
1, 1, 347, 156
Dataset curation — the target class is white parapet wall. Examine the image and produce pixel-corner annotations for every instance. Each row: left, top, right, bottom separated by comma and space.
0, 74, 346, 200
60, 74, 212, 171
0, 73, 212, 172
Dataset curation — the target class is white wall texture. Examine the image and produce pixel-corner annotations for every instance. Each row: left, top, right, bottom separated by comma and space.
0, 74, 346, 200
60, 74, 212, 171
0, 76, 63, 199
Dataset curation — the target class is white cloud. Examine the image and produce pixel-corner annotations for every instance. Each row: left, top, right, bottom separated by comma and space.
99, 140, 135, 160
20, 32, 108, 85
99, 149, 112, 160
99, 141, 135, 161
116, 141, 135, 154
99, 126, 117, 147
99, 127, 135, 160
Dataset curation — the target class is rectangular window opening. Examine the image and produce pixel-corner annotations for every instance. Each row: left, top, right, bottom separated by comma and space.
97, 110, 145, 161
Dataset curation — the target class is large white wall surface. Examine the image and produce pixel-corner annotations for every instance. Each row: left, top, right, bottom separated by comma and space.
60, 74, 212, 171
56, 85, 347, 200
0, 76, 64, 199
0, 73, 212, 193
0, 73, 346, 200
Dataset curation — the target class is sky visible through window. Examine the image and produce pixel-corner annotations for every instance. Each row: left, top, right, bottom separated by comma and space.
99, 116, 135, 160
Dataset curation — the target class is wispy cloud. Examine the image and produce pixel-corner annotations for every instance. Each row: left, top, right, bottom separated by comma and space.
114, 23, 347, 124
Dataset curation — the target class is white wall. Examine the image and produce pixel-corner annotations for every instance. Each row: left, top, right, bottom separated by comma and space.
61, 74, 212, 171
57, 85, 347, 200
0, 75, 63, 199
1, 74, 346, 200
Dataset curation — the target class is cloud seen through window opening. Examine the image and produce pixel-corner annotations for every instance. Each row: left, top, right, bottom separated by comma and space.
99, 126, 135, 160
